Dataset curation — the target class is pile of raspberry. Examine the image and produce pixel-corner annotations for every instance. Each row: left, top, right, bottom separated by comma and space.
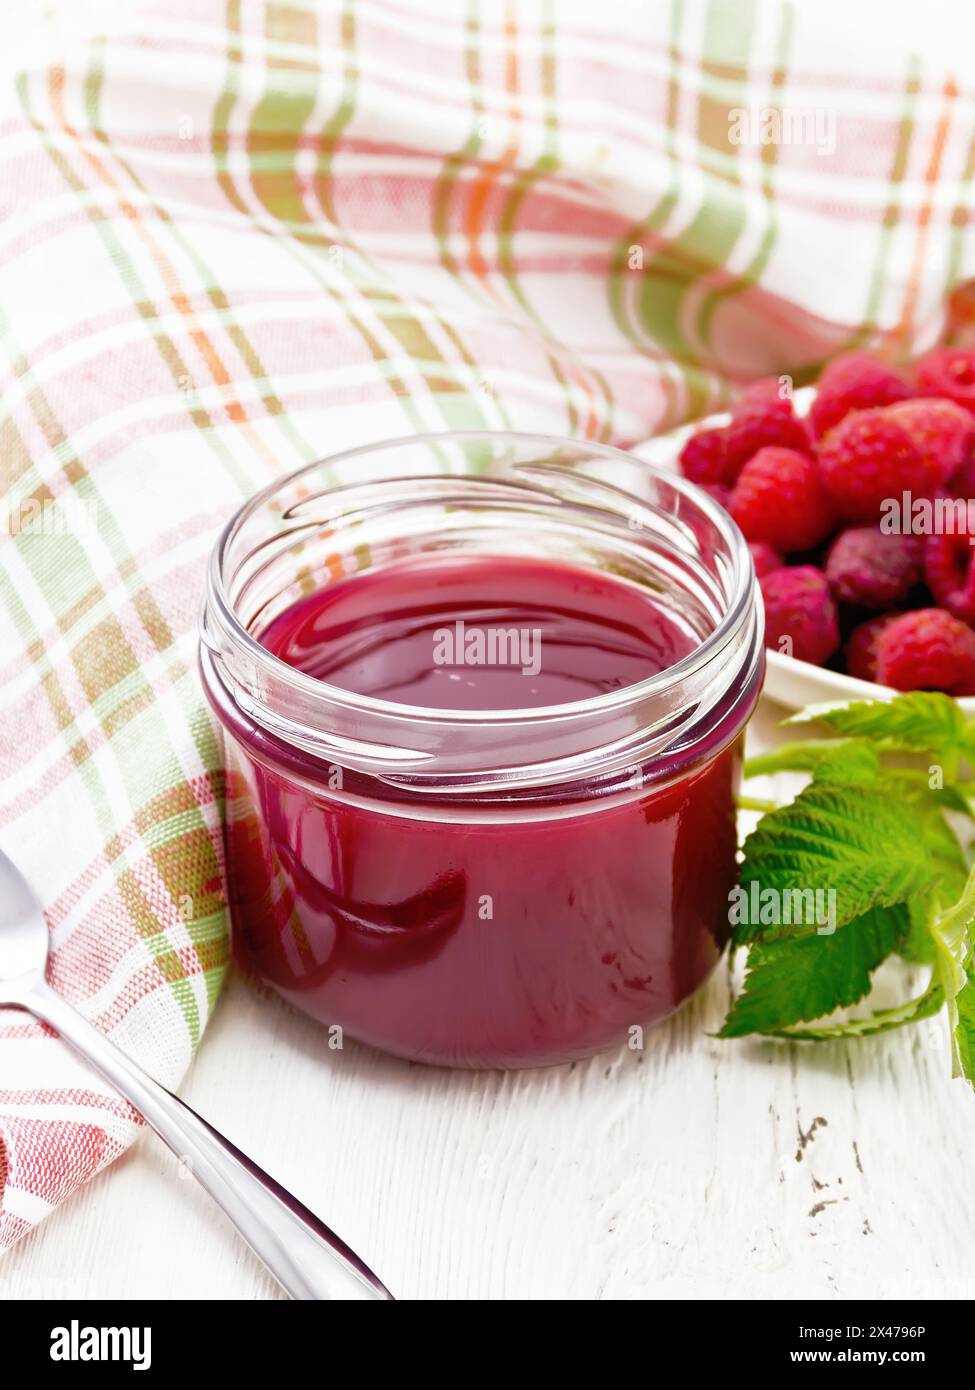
678, 348, 975, 695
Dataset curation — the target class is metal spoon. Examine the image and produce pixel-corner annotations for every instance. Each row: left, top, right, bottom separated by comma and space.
0, 847, 393, 1301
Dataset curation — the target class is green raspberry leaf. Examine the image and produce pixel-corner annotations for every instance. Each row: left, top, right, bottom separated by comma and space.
757, 979, 944, 1041
733, 783, 936, 946
787, 692, 967, 758
719, 905, 908, 1038
745, 738, 880, 786
882, 770, 973, 819
720, 694, 975, 1069
929, 863, 975, 1083
954, 964, 975, 1082
900, 897, 938, 966
882, 774, 969, 890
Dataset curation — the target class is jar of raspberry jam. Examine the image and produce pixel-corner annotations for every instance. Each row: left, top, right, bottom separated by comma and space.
200, 433, 762, 1068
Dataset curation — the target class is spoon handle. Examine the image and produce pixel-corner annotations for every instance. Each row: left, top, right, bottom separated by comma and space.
26, 980, 392, 1301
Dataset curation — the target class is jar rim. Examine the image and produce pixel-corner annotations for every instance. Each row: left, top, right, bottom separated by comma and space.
205, 430, 755, 723
201, 430, 762, 789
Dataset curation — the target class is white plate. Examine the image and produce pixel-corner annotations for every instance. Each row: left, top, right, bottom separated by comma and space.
632, 385, 975, 715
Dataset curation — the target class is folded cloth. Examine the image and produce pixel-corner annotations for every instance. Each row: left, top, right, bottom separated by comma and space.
1, 0, 973, 1252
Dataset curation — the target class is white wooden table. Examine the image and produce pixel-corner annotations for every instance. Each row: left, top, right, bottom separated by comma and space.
3, 699, 975, 1301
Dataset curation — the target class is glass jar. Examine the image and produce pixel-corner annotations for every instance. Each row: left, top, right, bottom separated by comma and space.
200, 432, 762, 1069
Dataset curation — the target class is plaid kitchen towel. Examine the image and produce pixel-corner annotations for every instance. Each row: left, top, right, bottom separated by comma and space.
1, 0, 974, 1253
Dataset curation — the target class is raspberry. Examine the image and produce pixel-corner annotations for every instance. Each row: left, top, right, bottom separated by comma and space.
845, 613, 900, 683
947, 279, 975, 338
699, 480, 731, 510
824, 526, 922, 608
923, 529, 975, 624
953, 453, 975, 500
875, 608, 975, 694
760, 565, 839, 666
886, 397, 975, 486
748, 540, 782, 577
809, 352, 911, 439
916, 347, 975, 412
723, 378, 808, 479
730, 446, 833, 552
816, 409, 933, 522
679, 426, 729, 485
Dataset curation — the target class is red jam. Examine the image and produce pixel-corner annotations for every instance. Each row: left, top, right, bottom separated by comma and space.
214, 554, 746, 1068
259, 554, 696, 709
